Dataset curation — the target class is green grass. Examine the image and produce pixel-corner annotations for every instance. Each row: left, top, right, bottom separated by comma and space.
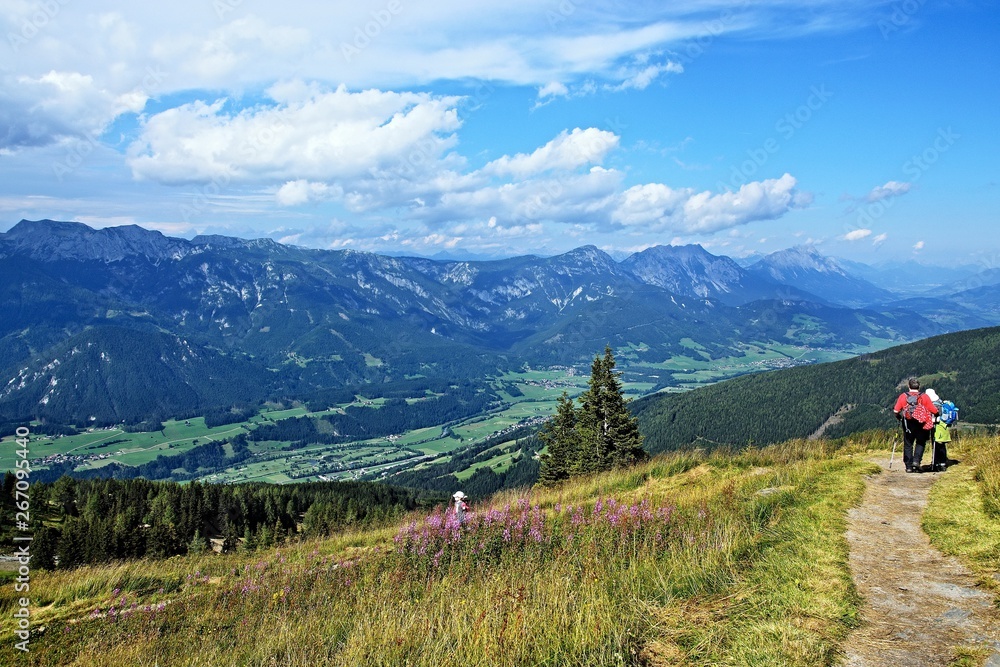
6, 435, 887, 666
0, 418, 255, 472
453, 448, 522, 481
923, 433, 1000, 595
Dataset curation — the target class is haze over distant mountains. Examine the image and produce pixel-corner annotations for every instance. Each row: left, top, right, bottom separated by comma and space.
2, 220, 997, 425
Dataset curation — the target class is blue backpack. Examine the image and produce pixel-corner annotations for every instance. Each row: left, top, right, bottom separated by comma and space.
939, 400, 959, 425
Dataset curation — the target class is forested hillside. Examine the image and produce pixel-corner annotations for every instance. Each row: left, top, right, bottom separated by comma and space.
0, 327, 273, 426
633, 326, 1000, 453
1, 474, 441, 569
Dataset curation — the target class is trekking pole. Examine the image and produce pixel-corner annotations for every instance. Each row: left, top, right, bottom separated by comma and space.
889, 436, 897, 470
930, 424, 937, 472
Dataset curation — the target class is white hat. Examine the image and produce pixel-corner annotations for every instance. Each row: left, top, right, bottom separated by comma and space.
924, 388, 939, 402
452, 491, 467, 500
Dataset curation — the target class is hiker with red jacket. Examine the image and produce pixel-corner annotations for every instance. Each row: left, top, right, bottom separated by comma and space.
893, 377, 939, 473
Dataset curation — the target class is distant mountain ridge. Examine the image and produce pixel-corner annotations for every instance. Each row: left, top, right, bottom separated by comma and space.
0, 219, 970, 424
621, 244, 827, 306
747, 245, 895, 308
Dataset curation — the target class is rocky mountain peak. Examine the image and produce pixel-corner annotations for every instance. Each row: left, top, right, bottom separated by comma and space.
757, 245, 845, 275
2, 219, 189, 263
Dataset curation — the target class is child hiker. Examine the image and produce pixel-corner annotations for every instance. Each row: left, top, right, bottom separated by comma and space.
452, 491, 469, 524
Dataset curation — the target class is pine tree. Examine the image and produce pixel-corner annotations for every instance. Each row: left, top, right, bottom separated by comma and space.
32, 526, 59, 571
598, 346, 646, 468
538, 346, 646, 485
240, 526, 256, 553
187, 532, 209, 556
538, 392, 579, 485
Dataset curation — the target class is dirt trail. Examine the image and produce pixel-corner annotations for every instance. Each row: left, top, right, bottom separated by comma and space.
841, 457, 1000, 666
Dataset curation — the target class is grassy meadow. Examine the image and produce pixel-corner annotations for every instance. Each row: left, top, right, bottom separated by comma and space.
3, 431, 997, 666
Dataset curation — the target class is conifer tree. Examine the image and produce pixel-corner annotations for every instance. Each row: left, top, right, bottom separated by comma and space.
187, 532, 208, 555
538, 346, 645, 485
32, 526, 58, 570
538, 392, 579, 485
597, 346, 646, 468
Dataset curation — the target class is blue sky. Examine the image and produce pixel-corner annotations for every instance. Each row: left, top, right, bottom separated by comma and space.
1, 1, 997, 267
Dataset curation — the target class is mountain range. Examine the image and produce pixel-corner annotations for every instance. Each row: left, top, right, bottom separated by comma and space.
2, 219, 996, 425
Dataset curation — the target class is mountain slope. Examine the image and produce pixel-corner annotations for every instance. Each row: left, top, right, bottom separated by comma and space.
632, 326, 1000, 453
621, 244, 825, 306
749, 246, 894, 308
0, 327, 274, 424
0, 220, 954, 423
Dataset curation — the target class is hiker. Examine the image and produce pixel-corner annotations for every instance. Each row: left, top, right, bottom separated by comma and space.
452, 491, 469, 524
924, 388, 947, 472
893, 378, 938, 473
925, 388, 958, 471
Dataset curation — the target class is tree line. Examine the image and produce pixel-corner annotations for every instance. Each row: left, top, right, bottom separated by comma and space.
252, 382, 499, 445
387, 423, 543, 496
2, 474, 442, 570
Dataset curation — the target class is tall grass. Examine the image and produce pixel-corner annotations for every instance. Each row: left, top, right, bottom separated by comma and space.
5, 441, 877, 666
924, 432, 1000, 594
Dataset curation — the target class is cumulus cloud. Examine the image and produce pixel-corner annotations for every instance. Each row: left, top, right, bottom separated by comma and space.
482, 128, 618, 178
0, 71, 150, 149
865, 180, 911, 203
127, 85, 462, 184
538, 82, 569, 99
844, 228, 872, 241
407, 166, 623, 228
613, 173, 810, 234
275, 180, 338, 207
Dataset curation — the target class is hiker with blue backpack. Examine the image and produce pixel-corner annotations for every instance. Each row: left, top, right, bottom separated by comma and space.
893, 378, 939, 473
924, 388, 959, 472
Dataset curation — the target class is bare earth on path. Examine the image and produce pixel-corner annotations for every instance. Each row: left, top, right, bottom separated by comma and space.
841, 456, 1000, 666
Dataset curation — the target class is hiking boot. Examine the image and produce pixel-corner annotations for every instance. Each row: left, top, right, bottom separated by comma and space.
905, 467, 916, 473
911, 465, 922, 473
935, 463, 947, 472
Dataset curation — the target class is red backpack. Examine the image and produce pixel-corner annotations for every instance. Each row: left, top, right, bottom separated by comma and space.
902, 392, 932, 429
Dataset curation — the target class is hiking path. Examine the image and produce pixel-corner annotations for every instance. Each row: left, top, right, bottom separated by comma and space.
841, 456, 1000, 666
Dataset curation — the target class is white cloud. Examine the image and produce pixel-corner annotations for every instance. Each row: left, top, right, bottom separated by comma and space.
607, 59, 684, 91
127, 85, 462, 184
275, 180, 337, 207
913, 240, 925, 251
537, 81, 569, 99
482, 128, 618, 178
407, 166, 623, 228
156, 16, 311, 83
613, 173, 809, 234
0, 0, 919, 153
872, 232, 888, 247
0, 70, 148, 149
844, 228, 871, 241
865, 180, 911, 203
